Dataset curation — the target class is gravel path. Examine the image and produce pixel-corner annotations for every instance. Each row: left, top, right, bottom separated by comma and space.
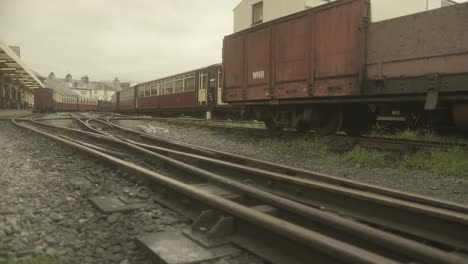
115, 119, 468, 205
0, 121, 260, 264
0, 110, 31, 118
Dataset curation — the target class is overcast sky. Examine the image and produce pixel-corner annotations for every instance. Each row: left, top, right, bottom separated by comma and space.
0, 0, 240, 83
0, 0, 466, 83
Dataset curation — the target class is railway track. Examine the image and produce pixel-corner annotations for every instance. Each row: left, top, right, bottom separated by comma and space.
11, 115, 468, 264
7, 113, 466, 152
140, 117, 468, 151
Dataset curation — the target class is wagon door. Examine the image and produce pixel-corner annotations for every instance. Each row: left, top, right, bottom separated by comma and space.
207, 68, 218, 108
246, 27, 272, 100
216, 68, 227, 106
198, 71, 208, 106
273, 14, 314, 99
313, 0, 367, 97
223, 35, 245, 102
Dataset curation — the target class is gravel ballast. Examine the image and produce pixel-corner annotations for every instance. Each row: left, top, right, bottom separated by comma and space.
0, 121, 260, 264
2, 114, 466, 263
0, 122, 159, 263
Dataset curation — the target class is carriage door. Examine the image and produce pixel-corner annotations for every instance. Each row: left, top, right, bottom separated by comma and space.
198, 72, 208, 106
208, 70, 217, 108
216, 68, 226, 106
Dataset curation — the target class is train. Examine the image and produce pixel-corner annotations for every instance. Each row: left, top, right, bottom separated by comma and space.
34, 80, 98, 112
36, 0, 468, 136
222, 0, 468, 135
111, 64, 238, 117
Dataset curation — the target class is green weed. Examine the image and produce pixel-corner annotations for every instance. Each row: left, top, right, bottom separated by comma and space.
394, 129, 419, 140
343, 146, 389, 167
0, 255, 60, 264
400, 147, 468, 178
265, 137, 340, 157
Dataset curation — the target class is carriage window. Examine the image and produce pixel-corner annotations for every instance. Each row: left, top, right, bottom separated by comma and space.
174, 79, 184, 93
151, 84, 158, 96
199, 73, 208, 90
159, 83, 165, 95
139, 87, 145, 98
184, 77, 195, 91
163, 80, 173, 94
145, 86, 151, 97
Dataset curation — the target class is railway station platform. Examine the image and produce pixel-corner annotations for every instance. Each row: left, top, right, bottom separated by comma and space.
0, 109, 31, 119
0, 40, 43, 110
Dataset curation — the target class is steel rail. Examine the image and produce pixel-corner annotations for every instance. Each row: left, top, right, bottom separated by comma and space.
70, 113, 109, 136
148, 117, 467, 150
26, 115, 464, 263
105, 118, 468, 215
113, 136, 468, 252
112, 136, 467, 264
11, 117, 399, 264
26, 116, 468, 263
68, 115, 468, 263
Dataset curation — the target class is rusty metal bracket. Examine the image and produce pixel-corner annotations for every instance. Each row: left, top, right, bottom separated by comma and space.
184, 210, 235, 248
424, 74, 440, 111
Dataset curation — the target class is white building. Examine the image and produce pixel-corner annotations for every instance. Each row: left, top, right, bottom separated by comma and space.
372, 0, 456, 21
233, 0, 457, 33
47, 73, 123, 101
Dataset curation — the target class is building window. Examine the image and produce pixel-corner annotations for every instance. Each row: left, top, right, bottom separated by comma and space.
441, 0, 454, 7
252, 1, 263, 25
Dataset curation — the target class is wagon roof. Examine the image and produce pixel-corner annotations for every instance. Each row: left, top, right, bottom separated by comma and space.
134, 63, 222, 87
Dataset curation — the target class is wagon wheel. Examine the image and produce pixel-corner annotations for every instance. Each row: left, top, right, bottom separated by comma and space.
315, 108, 343, 136
405, 112, 421, 130
453, 104, 468, 132
295, 121, 311, 132
264, 118, 284, 131
341, 105, 376, 136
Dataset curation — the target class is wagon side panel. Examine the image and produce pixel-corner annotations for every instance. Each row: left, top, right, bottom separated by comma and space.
366, 3, 468, 94
273, 14, 313, 99
313, 0, 367, 97
223, 35, 245, 102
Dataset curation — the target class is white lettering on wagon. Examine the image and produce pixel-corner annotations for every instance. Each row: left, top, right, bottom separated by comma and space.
252, 70, 265, 80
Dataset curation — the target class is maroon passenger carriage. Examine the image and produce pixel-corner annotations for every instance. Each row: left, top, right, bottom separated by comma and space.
34, 80, 98, 112
112, 64, 235, 116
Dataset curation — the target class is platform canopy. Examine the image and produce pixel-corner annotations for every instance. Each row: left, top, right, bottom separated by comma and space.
0, 40, 43, 90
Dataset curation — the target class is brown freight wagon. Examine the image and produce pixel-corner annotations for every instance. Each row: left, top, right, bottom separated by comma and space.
222, 0, 468, 135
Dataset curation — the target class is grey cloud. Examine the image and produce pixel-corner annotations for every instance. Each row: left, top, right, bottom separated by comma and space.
0, 0, 240, 82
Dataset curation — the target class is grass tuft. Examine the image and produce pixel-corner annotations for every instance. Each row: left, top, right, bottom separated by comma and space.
395, 129, 419, 140
343, 146, 389, 167
400, 147, 468, 178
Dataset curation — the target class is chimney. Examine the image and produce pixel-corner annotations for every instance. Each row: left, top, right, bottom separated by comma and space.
9, 46, 21, 58
65, 74, 72, 83
81, 75, 90, 85
48, 72, 55, 80
113, 77, 120, 85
